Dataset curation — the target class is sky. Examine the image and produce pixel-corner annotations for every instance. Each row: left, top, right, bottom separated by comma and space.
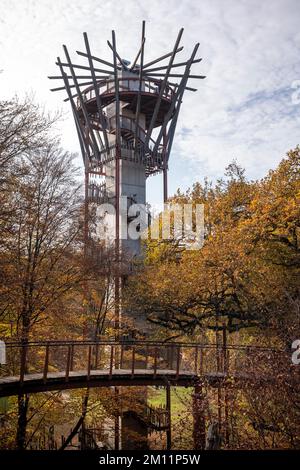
0, 0, 300, 205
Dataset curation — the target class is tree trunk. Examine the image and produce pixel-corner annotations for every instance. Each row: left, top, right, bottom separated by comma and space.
16, 393, 29, 449
16, 319, 30, 449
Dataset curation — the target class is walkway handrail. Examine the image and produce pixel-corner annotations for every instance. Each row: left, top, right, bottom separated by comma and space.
0, 339, 288, 397
2, 339, 284, 352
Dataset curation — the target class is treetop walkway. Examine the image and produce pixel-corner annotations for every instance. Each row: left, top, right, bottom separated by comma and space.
0, 339, 283, 397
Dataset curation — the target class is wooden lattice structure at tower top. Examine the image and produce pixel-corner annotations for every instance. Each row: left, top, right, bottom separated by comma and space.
48, 21, 205, 198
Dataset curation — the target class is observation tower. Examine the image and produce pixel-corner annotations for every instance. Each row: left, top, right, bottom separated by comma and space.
48, 21, 205, 450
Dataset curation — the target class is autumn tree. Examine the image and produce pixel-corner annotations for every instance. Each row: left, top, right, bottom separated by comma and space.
126, 150, 300, 344
0, 95, 58, 169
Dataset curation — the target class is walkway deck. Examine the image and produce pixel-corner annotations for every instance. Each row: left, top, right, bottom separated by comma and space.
0, 369, 199, 396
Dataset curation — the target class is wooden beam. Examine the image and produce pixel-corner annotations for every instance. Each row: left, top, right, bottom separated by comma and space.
152, 43, 200, 155
76, 50, 115, 69
145, 57, 202, 73
131, 347, 135, 378
73, 109, 88, 165
169, 81, 197, 92
143, 46, 184, 69
145, 28, 184, 148
43, 345, 49, 384
107, 39, 127, 70
134, 20, 146, 156
109, 346, 114, 379
65, 345, 71, 382
48, 75, 109, 80
19, 344, 27, 385
176, 346, 181, 379
50, 80, 105, 92
63, 91, 81, 102
87, 345, 92, 380
73, 119, 85, 158
164, 44, 202, 162
130, 37, 145, 71
83, 32, 110, 153
111, 30, 121, 147
146, 73, 205, 79
153, 347, 158, 379
194, 346, 199, 375
56, 57, 91, 161
55, 61, 113, 74
63, 45, 101, 158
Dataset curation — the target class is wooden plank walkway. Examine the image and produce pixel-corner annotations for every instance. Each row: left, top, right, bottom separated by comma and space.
0, 369, 197, 397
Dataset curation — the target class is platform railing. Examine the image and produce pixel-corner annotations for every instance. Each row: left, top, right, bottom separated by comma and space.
80, 77, 175, 104
85, 140, 164, 175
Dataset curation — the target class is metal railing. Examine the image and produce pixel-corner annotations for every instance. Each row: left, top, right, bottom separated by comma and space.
79, 77, 175, 105
87, 140, 164, 175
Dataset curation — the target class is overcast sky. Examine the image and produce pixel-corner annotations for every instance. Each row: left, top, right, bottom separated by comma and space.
1, 0, 299, 204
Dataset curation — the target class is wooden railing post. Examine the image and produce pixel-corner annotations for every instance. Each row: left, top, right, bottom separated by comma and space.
19, 343, 27, 385
226, 348, 230, 374
65, 345, 71, 382
87, 345, 92, 380
131, 346, 135, 379
222, 324, 227, 373
43, 345, 49, 384
120, 344, 124, 369
145, 345, 149, 369
176, 346, 181, 379
194, 346, 198, 375
153, 347, 158, 379
70, 344, 74, 372
114, 344, 119, 370
109, 346, 114, 379
170, 345, 174, 370
94, 343, 99, 369
216, 342, 220, 373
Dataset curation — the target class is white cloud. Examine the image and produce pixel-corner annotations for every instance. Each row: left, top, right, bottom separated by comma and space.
0, 0, 299, 203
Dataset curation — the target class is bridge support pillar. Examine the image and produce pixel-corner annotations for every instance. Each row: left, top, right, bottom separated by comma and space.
114, 387, 120, 450
121, 410, 148, 450
166, 384, 171, 450
192, 380, 206, 449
